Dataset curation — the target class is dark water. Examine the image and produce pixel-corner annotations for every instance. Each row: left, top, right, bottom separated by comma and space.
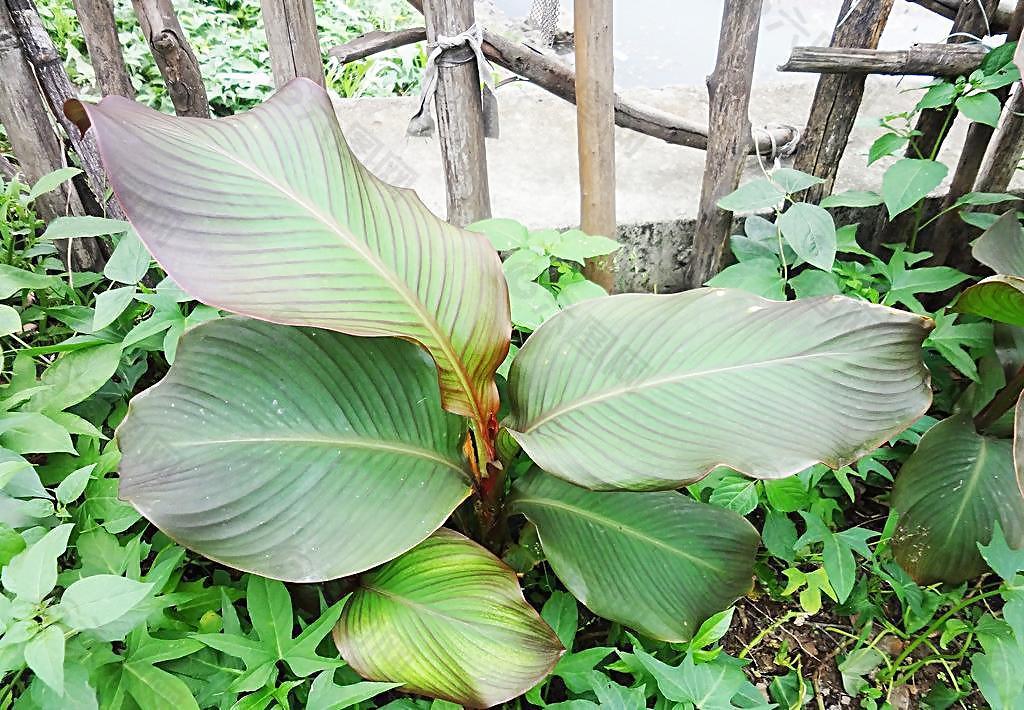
492, 0, 951, 87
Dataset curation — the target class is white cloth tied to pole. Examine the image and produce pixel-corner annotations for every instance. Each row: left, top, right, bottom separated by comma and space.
408, 23, 499, 138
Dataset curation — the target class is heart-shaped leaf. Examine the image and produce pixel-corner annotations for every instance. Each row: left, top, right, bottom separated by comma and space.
892, 415, 1024, 584
506, 289, 933, 490
334, 528, 562, 708
69, 78, 511, 436
117, 317, 472, 581
510, 469, 758, 642
955, 275, 1024, 326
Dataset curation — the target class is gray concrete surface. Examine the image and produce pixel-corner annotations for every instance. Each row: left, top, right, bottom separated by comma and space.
334, 75, 1020, 292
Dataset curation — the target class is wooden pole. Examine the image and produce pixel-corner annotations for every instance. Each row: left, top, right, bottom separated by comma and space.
574, 0, 616, 290
905, 0, 998, 160
795, 0, 894, 205
0, 2, 83, 223
6, 0, 123, 218
260, 0, 325, 87
908, 0, 1012, 30
71, 0, 134, 97
977, 35, 1024, 193
930, 0, 1024, 267
422, 0, 491, 226
132, 0, 209, 117
686, 0, 763, 289
779, 42, 984, 77
400, 2, 798, 154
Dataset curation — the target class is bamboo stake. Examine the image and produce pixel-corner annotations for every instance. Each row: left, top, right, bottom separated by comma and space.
794, 0, 894, 205
72, 0, 134, 97
260, 0, 324, 87
132, 0, 209, 117
686, 0, 763, 288
574, 0, 616, 290
422, 0, 491, 226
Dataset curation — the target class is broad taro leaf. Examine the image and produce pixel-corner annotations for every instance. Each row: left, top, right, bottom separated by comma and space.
68, 78, 510, 433
117, 317, 472, 581
892, 415, 1024, 584
506, 289, 933, 490
955, 275, 1024, 326
972, 211, 1024, 276
509, 469, 758, 642
333, 528, 562, 707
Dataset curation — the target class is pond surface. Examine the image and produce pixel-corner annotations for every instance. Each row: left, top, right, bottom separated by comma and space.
490, 0, 952, 87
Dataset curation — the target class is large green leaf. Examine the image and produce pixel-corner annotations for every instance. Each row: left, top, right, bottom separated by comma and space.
891, 416, 1024, 584
972, 211, 1024, 276
955, 275, 1024, 326
70, 78, 511, 434
506, 289, 933, 490
334, 528, 562, 707
116, 317, 472, 581
1016, 392, 1024, 498
509, 469, 758, 642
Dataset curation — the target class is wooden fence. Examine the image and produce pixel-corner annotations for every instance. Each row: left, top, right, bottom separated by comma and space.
2, 0, 1024, 285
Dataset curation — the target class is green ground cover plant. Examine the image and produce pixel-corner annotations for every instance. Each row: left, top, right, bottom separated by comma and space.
2, 9, 1024, 709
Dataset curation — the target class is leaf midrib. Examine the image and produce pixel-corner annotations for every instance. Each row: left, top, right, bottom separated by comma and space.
517, 350, 851, 433
946, 437, 988, 544
204, 143, 484, 425
514, 496, 722, 573
177, 435, 467, 478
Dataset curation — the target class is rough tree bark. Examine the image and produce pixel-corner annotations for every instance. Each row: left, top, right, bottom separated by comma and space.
260, 0, 324, 87
574, 0, 616, 289
71, 0, 134, 97
685, 0, 763, 289
422, 0, 491, 226
794, 0, 894, 205
5, 0, 114, 270
132, 0, 210, 117
0, 3, 81, 223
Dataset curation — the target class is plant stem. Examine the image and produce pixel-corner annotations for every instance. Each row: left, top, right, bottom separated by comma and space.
882, 588, 1004, 682
909, 107, 957, 250
974, 364, 1024, 432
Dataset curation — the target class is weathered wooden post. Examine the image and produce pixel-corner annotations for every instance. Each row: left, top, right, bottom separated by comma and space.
977, 33, 1024, 193
422, 0, 492, 226
0, 2, 83, 223
132, 0, 210, 117
7, 0, 121, 217
905, 0, 999, 160
260, 0, 325, 87
686, 0, 763, 289
795, 0, 894, 204
930, 0, 1024, 266
72, 0, 134, 97
574, 0, 616, 290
